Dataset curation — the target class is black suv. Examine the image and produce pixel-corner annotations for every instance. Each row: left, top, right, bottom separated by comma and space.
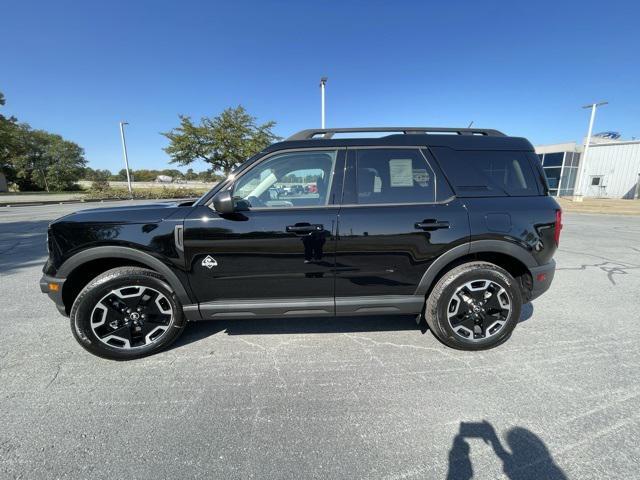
41, 127, 560, 359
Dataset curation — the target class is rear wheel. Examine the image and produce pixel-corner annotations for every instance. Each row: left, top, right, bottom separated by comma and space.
424, 262, 522, 350
70, 267, 186, 360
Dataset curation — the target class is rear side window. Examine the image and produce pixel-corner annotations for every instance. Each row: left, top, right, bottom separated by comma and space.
431, 147, 540, 197
350, 148, 437, 204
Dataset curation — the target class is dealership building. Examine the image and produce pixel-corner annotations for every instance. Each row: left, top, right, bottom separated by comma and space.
535, 135, 640, 199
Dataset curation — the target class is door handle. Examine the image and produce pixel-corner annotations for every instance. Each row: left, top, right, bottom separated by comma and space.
415, 220, 450, 231
286, 224, 324, 234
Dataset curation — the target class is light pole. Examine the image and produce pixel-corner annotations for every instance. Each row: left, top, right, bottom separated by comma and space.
320, 77, 328, 129
574, 101, 607, 200
119, 121, 133, 197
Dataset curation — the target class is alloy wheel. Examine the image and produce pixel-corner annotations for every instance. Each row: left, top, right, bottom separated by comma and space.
446, 279, 512, 341
90, 286, 173, 349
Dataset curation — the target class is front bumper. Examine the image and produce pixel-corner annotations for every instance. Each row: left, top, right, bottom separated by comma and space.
528, 259, 556, 301
40, 274, 67, 316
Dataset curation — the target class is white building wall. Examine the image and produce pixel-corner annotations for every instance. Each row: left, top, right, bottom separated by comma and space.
535, 142, 581, 154
580, 141, 640, 198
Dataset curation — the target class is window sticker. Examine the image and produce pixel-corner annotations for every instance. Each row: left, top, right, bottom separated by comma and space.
389, 159, 414, 187
412, 168, 430, 187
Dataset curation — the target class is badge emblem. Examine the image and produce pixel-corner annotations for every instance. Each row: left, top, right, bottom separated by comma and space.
201, 255, 218, 269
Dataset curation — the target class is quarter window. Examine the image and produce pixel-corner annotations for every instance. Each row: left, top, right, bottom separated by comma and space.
353, 149, 436, 204
232, 150, 337, 209
431, 148, 539, 196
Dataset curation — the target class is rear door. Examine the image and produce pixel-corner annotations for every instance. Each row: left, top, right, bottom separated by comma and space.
334, 147, 470, 314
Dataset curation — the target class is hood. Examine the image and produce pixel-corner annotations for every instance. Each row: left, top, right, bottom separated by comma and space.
53, 201, 189, 224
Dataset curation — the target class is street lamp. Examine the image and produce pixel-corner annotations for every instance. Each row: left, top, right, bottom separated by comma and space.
119, 121, 133, 197
320, 77, 328, 129
574, 101, 607, 200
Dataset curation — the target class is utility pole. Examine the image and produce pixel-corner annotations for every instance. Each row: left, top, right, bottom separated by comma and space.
320, 77, 328, 129
119, 121, 133, 197
574, 101, 607, 201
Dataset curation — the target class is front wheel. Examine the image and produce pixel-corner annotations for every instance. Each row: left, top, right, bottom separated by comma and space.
70, 267, 187, 360
424, 262, 522, 350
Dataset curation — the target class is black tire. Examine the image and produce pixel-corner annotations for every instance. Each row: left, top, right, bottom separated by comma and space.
424, 262, 522, 351
70, 267, 187, 360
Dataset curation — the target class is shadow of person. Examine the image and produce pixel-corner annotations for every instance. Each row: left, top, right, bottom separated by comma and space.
502, 427, 566, 480
302, 229, 327, 263
447, 421, 566, 480
447, 436, 473, 480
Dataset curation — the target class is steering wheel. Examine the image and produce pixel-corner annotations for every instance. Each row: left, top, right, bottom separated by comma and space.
247, 195, 264, 208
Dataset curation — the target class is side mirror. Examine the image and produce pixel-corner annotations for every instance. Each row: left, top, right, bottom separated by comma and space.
212, 190, 235, 214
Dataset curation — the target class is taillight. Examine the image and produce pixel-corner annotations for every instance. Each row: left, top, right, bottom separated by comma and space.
554, 209, 562, 246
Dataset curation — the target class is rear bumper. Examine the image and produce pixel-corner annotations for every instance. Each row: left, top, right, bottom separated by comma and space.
528, 259, 556, 301
40, 274, 67, 316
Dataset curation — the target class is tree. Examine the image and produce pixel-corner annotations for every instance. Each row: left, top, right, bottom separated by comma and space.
131, 169, 154, 182
43, 133, 87, 190
12, 128, 87, 191
83, 167, 112, 182
161, 105, 280, 175
1, 91, 87, 191
196, 170, 223, 182
161, 169, 183, 179
114, 168, 127, 181
0, 92, 22, 183
184, 168, 197, 181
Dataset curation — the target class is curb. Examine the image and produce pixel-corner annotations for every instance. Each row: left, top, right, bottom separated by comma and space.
1, 198, 112, 208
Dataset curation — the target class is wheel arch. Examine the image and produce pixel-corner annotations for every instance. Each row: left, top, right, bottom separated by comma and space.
58, 246, 192, 315
415, 240, 536, 298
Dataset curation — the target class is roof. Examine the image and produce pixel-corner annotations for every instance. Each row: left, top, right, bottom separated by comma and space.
267, 127, 534, 152
286, 127, 506, 140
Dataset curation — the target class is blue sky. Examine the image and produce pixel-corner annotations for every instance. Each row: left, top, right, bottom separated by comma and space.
3, 0, 639, 172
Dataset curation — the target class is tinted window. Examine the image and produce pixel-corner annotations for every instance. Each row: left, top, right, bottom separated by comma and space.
233, 150, 337, 208
352, 149, 436, 204
431, 147, 540, 197
542, 152, 564, 167
544, 167, 561, 188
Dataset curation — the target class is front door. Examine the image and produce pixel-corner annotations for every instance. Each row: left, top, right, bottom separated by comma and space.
184, 148, 344, 318
334, 147, 470, 314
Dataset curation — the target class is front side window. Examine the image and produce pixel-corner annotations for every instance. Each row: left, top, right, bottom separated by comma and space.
353, 148, 436, 204
232, 150, 337, 209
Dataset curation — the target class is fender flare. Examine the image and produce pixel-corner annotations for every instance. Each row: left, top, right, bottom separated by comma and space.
57, 246, 193, 305
414, 240, 537, 296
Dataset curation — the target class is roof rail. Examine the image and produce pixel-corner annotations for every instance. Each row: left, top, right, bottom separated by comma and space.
286, 127, 506, 141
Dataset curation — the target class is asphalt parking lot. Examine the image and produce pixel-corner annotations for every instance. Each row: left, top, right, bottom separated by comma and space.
1, 202, 639, 479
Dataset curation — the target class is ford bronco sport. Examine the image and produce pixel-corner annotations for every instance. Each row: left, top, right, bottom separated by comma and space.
41, 127, 560, 359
